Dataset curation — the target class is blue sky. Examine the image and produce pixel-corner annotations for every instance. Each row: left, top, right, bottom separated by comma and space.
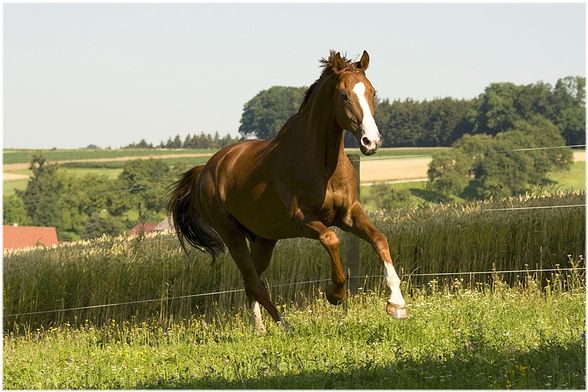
3, 2, 585, 148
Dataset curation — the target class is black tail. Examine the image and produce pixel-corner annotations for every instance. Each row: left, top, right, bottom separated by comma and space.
167, 165, 225, 261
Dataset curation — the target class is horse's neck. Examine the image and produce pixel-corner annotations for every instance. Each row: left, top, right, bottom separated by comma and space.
276, 77, 345, 177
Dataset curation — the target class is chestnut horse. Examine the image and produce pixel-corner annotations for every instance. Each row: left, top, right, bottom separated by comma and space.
168, 50, 407, 332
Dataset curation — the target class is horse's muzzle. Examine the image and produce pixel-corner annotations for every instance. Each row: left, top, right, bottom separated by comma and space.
359, 135, 381, 156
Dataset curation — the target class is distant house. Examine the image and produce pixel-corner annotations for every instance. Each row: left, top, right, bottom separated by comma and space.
3, 225, 59, 250
127, 223, 158, 236
154, 216, 174, 232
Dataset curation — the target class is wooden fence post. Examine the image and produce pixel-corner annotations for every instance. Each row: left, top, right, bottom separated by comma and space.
346, 154, 361, 293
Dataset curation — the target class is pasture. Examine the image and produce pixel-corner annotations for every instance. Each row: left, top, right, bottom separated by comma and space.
3, 277, 585, 389
3, 192, 585, 388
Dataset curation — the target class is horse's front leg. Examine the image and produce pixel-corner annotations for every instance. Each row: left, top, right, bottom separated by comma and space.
305, 221, 347, 305
341, 203, 408, 319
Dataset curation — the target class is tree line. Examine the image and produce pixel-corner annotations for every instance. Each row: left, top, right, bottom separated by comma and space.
123, 76, 583, 150
124, 132, 241, 150
238, 76, 585, 147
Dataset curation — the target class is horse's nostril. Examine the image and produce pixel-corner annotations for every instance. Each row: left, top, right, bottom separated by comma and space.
361, 136, 370, 146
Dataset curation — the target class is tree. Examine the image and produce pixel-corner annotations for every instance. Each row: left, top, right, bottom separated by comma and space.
171, 134, 183, 148
3, 194, 33, 226
427, 149, 471, 196
473, 83, 521, 134
550, 76, 586, 145
119, 159, 171, 214
83, 212, 127, 240
18, 156, 64, 229
238, 86, 306, 139
428, 117, 572, 199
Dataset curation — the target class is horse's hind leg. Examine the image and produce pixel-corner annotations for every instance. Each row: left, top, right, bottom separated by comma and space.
221, 231, 291, 331
247, 238, 277, 333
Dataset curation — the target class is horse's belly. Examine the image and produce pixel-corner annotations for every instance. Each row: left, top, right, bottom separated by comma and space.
226, 191, 302, 240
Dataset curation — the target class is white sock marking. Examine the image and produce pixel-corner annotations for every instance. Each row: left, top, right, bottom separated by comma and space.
384, 262, 405, 306
251, 301, 265, 332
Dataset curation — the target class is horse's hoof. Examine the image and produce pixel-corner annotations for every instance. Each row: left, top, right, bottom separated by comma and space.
253, 324, 267, 335
277, 319, 294, 334
386, 302, 408, 319
326, 283, 346, 305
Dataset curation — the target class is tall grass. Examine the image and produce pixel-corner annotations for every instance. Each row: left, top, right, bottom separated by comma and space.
3, 192, 584, 330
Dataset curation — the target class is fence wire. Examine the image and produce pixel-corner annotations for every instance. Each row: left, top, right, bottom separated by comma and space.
5, 267, 584, 319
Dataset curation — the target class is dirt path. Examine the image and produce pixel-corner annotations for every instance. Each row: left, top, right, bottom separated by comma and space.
4, 151, 585, 184
360, 157, 430, 183
360, 150, 585, 183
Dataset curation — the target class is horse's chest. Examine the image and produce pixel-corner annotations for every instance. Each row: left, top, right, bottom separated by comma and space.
315, 186, 352, 225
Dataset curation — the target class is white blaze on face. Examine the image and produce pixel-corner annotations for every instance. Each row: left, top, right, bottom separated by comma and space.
352, 82, 380, 144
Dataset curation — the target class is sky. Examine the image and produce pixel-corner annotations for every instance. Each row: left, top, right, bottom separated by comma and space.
3, 2, 586, 149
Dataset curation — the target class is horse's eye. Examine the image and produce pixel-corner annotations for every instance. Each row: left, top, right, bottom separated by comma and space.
340, 94, 350, 103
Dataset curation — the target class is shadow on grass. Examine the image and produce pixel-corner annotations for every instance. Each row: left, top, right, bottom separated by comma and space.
138, 340, 585, 389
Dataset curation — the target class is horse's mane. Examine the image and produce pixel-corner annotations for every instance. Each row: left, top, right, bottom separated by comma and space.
298, 51, 357, 112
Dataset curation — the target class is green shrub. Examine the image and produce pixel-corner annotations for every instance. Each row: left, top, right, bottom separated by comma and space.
429, 116, 573, 199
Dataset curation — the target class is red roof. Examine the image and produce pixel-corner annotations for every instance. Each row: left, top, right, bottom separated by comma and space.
3, 225, 59, 250
127, 223, 158, 236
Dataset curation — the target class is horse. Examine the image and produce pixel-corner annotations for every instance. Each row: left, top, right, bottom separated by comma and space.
168, 50, 407, 332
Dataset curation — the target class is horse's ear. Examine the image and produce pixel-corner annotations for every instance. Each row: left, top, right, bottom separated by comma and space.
356, 50, 370, 71
332, 52, 347, 72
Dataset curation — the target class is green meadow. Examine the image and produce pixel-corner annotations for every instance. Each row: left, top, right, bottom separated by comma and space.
4, 282, 585, 389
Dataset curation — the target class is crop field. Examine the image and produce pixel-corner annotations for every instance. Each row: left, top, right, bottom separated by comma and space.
2, 148, 217, 165
3, 146, 443, 165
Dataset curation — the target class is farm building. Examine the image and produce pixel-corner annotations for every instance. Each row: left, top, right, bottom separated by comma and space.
127, 223, 158, 236
154, 216, 173, 232
3, 225, 59, 250
127, 217, 174, 236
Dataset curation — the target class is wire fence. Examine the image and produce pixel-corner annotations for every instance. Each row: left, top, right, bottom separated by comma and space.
5, 266, 584, 319
5, 197, 585, 255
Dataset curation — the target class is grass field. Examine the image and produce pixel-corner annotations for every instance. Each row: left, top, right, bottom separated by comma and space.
3, 147, 442, 165
547, 161, 586, 191
3, 282, 585, 389
2, 148, 217, 165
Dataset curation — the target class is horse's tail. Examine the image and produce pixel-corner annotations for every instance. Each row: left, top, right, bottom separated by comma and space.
167, 165, 226, 261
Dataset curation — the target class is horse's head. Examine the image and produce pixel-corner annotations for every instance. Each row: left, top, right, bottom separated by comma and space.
329, 50, 382, 156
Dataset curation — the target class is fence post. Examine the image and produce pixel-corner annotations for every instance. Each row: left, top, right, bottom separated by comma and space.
346, 154, 361, 293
